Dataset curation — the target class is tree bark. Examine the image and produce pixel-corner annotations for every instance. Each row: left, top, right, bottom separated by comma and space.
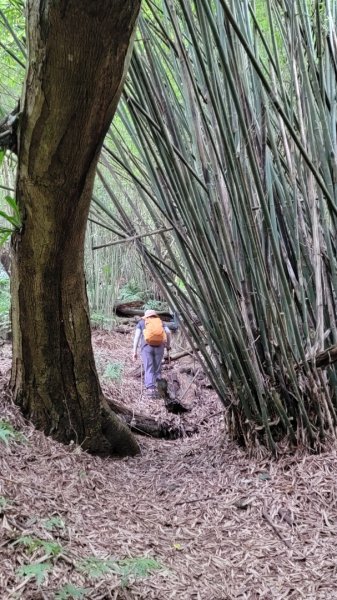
11, 0, 141, 456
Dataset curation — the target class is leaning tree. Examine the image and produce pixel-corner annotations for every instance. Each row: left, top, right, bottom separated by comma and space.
0, 0, 142, 456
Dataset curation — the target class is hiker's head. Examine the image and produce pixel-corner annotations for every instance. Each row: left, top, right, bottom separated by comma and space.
144, 309, 157, 319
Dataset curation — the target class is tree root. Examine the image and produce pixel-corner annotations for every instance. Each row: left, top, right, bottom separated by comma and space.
98, 401, 140, 456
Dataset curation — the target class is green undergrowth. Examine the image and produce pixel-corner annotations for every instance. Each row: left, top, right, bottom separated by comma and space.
118, 281, 145, 302
143, 298, 169, 312
13, 528, 164, 595
103, 361, 124, 381
0, 420, 25, 445
89, 278, 171, 331
76, 555, 162, 584
14, 535, 64, 557
118, 283, 169, 312
90, 311, 115, 329
55, 583, 88, 599
42, 516, 65, 531
16, 561, 52, 586
12, 520, 163, 594
0, 495, 10, 509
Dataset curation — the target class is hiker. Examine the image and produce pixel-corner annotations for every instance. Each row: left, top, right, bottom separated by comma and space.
133, 309, 171, 396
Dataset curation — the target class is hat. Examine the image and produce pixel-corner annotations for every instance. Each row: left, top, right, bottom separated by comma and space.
144, 309, 157, 318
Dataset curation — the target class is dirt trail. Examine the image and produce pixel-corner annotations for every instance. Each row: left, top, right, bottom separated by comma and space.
1, 330, 337, 599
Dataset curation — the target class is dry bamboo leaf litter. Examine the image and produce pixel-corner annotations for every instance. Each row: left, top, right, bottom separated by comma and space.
0, 330, 337, 598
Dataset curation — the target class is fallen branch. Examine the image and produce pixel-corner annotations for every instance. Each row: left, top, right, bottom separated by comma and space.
112, 325, 131, 334
306, 344, 337, 370
165, 349, 195, 361
262, 509, 292, 549
106, 397, 194, 439
179, 369, 200, 402
157, 377, 190, 414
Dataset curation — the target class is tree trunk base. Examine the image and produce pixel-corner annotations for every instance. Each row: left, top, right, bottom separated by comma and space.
13, 387, 140, 457
91, 400, 140, 456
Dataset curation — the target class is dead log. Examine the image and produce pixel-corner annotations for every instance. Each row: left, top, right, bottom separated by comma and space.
180, 366, 197, 375
115, 304, 144, 318
106, 397, 191, 439
165, 349, 195, 362
120, 317, 138, 325
199, 379, 213, 389
113, 325, 131, 334
114, 300, 173, 322
305, 344, 337, 370
157, 377, 191, 414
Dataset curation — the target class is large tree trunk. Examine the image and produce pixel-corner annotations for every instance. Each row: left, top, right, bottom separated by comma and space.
10, 0, 141, 456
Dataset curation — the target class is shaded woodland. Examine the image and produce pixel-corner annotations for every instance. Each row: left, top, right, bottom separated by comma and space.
1, 0, 337, 598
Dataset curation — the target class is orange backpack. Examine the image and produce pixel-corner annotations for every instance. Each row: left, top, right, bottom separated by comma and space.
143, 317, 167, 346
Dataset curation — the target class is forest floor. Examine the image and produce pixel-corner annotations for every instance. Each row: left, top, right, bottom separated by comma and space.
1, 329, 337, 599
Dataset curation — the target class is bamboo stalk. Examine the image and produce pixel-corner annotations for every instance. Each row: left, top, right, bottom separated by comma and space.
92, 226, 173, 250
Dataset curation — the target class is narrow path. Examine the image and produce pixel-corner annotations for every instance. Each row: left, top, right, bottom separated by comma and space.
1, 331, 337, 599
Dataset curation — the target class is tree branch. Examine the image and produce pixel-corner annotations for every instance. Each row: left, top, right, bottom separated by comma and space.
0, 104, 19, 153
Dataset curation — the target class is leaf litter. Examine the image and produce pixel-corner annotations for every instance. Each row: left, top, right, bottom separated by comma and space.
0, 329, 337, 598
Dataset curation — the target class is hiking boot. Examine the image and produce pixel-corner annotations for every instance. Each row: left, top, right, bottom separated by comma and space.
146, 388, 157, 398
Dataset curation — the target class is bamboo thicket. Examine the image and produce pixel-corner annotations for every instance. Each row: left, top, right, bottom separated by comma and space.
101, 0, 337, 451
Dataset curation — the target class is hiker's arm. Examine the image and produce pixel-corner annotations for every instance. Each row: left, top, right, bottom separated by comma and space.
133, 328, 141, 360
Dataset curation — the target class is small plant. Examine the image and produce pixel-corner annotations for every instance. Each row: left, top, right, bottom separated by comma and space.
16, 561, 52, 585
103, 361, 124, 381
0, 496, 9, 509
90, 311, 105, 327
90, 311, 115, 330
76, 557, 115, 578
15, 535, 64, 557
76, 554, 163, 585
55, 583, 88, 599
0, 420, 23, 445
42, 516, 65, 531
119, 282, 144, 302
0, 195, 22, 244
113, 557, 163, 586
102, 264, 112, 280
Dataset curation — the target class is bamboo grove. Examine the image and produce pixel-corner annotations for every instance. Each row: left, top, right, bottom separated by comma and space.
1, 0, 337, 451
97, 0, 337, 451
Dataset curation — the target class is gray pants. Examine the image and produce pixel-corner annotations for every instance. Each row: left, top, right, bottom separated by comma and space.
141, 344, 165, 389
